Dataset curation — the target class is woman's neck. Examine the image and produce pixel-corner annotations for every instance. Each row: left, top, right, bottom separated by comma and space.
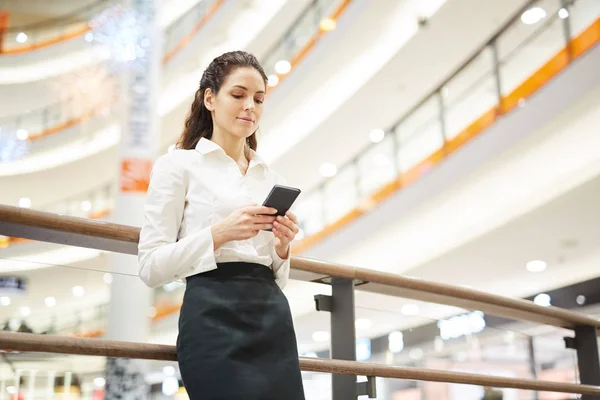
211, 131, 248, 164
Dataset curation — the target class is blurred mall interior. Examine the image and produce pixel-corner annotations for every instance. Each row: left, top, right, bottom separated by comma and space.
0, 0, 599, 398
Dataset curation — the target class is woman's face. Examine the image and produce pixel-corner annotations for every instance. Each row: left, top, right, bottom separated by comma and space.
205, 67, 266, 141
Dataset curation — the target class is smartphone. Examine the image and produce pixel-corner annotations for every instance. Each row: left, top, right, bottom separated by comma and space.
261, 184, 301, 230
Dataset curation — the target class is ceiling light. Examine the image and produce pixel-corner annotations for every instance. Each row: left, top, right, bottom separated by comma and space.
355, 318, 372, 330
319, 162, 337, 177
274, 60, 291, 74
16, 32, 27, 43
388, 331, 404, 353
85, 32, 94, 42
534, 293, 551, 307
19, 306, 31, 317
81, 200, 92, 212
558, 8, 569, 19
103, 273, 113, 284
267, 74, 279, 87
6, 386, 17, 395
526, 260, 546, 272
576, 295, 586, 305
401, 304, 419, 316
16, 129, 29, 141
0, 297, 10, 306
312, 331, 330, 342
319, 18, 336, 32
18, 198, 31, 208
521, 7, 546, 25
72, 286, 85, 297
163, 366, 176, 376
93, 377, 106, 387
44, 297, 56, 308
369, 129, 385, 143
162, 376, 179, 397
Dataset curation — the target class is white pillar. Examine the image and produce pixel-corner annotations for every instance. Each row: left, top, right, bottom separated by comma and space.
104, 0, 162, 398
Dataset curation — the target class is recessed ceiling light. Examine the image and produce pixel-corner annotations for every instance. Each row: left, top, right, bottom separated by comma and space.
267, 74, 279, 87
558, 8, 569, 19
576, 295, 586, 305
19, 306, 31, 317
355, 318, 372, 330
45, 297, 56, 307
0, 297, 10, 306
319, 163, 337, 178
369, 129, 385, 143
16, 32, 27, 43
401, 304, 419, 316
18, 198, 31, 208
72, 286, 85, 297
16, 129, 29, 141
85, 32, 94, 42
526, 260, 547, 272
521, 7, 546, 25
534, 293, 551, 307
388, 331, 404, 353
319, 18, 336, 32
274, 60, 291, 74
312, 331, 330, 342
81, 200, 92, 212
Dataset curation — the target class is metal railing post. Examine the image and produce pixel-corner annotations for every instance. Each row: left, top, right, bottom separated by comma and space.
565, 325, 600, 400
315, 277, 377, 399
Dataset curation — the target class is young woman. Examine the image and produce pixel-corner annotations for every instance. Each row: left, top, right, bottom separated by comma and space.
138, 51, 305, 399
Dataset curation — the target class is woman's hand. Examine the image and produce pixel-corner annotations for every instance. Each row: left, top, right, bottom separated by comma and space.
211, 205, 277, 249
273, 211, 299, 259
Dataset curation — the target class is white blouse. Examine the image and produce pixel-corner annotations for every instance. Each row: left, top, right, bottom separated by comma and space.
138, 138, 291, 289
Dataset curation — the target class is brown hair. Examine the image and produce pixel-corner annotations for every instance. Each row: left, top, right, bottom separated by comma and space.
177, 51, 268, 151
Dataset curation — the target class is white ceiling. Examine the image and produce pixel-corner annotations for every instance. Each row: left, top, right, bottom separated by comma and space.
264, 0, 533, 191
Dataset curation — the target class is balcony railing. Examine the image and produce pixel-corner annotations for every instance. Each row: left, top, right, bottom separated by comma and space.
292, 0, 600, 252
0, 205, 599, 398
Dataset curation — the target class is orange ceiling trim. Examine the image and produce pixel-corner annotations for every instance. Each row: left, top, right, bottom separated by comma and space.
291, 17, 600, 255
268, 0, 354, 94
0, 24, 91, 55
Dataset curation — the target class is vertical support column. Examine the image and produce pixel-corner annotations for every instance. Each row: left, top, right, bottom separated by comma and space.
490, 40, 503, 113
437, 90, 447, 154
330, 278, 357, 400
560, 0, 573, 59
574, 326, 600, 400
527, 337, 539, 400
104, 0, 162, 399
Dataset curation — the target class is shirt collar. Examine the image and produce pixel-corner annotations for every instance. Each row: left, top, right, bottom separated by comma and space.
195, 137, 267, 169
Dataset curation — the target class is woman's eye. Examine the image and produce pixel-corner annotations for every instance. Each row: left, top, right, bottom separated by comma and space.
255, 99, 263, 104
232, 94, 243, 99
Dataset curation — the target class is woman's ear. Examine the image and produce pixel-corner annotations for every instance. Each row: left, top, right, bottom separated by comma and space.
204, 88, 215, 111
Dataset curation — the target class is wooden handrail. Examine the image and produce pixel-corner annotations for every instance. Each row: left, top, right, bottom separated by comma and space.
1, 205, 600, 332
0, 332, 598, 395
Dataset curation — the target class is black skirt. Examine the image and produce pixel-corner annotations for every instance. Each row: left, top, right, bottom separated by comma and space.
177, 262, 306, 400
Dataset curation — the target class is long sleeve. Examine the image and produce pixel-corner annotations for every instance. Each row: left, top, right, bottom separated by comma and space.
138, 155, 217, 288
272, 247, 291, 289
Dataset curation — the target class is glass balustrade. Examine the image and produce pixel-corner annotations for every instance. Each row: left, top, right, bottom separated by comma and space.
294, 0, 600, 244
